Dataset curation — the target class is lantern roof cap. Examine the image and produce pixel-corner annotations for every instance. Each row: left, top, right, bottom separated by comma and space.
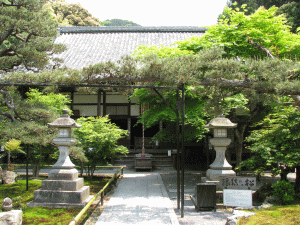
48, 109, 81, 128
205, 114, 237, 129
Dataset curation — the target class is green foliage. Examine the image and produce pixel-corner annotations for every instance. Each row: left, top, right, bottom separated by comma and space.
178, 6, 300, 59
26, 88, 71, 115
222, 1, 300, 33
0, 0, 66, 71
276, 2, 300, 33
50, 0, 102, 26
240, 104, 300, 175
3, 47, 300, 96
4, 139, 23, 153
134, 45, 192, 58
1, 138, 24, 164
0, 88, 75, 175
225, 0, 294, 15
74, 116, 128, 176
273, 180, 295, 204
103, 18, 141, 26
131, 86, 209, 143
0, 88, 65, 145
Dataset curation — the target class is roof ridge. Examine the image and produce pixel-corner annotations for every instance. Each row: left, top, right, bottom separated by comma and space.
58, 26, 207, 34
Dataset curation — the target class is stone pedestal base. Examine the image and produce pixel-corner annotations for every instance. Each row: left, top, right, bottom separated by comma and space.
27, 195, 94, 208
28, 168, 92, 208
206, 169, 236, 190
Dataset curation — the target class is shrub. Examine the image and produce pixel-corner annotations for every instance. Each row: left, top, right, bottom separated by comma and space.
273, 180, 295, 204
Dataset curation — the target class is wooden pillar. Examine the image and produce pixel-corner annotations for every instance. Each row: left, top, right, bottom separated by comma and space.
70, 90, 74, 111
180, 83, 185, 218
127, 118, 131, 141
103, 91, 107, 116
97, 90, 101, 117
157, 121, 163, 146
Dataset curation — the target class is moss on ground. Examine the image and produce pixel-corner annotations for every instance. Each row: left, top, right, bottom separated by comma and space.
0, 176, 112, 225
238, 205, 300, 225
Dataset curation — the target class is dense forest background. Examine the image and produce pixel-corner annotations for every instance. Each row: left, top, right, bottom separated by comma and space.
49, 0, 140, 26
221, 0, 300, 33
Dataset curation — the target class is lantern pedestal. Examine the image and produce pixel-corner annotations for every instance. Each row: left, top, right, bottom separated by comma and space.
27, 169, 92, 208
27, 146, 93, 208
27, 109, 93, 208
205, 138, 236, 190
202, 115, 237, 190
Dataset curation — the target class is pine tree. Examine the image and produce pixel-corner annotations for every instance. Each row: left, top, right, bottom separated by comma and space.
0, 0, 66, 72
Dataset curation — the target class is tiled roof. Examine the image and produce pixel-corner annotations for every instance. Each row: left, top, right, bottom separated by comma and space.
54, 26, 207, 69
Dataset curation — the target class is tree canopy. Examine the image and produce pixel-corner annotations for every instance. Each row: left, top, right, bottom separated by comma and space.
73, 116, 128, 176
131, 5, 300, 169
49, 0, 102, 26
0, 88, 70, 146
0, 0, 66, 72
240, 103, 300, 187
225, 0, 297, 15
223, 0, 300, 33
178, 6, 300, 59
103, 19, 141, 27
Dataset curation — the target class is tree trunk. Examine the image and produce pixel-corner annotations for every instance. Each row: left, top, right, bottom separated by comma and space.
81, 161, 84, 177
295, 166, 300, 194
235, 124, 247, 175
7, 150, 10, 165
33, 164, 40, 177
280, 168, 289, 181
33, 147, 42, 177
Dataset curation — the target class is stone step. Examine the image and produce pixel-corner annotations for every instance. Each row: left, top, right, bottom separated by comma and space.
114, 155, 174, 168
115, 157, 173, 162
119, 156, 173, 160
127, 149, 176, 154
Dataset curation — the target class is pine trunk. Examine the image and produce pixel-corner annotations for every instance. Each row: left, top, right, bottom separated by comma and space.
33, 148, 42, 177
235, 124, 247, 174
295, 166, 300, 194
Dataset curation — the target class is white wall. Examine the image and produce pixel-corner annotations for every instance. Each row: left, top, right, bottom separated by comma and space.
73, 105, 97, 116
74, 94, 97, 103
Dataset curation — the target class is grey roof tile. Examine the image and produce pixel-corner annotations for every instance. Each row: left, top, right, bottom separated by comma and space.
54, 26, 207, 69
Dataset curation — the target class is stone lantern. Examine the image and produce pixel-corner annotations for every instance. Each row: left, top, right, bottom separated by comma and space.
28, 109, 92, 207
204, 114, 237, 184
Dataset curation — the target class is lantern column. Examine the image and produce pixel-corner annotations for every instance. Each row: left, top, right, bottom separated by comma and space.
28, 109, 93, 208
204, 114, 237, 189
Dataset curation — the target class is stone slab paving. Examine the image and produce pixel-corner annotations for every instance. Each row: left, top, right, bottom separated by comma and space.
160, 171, 232, 225
95, 172, 179, 225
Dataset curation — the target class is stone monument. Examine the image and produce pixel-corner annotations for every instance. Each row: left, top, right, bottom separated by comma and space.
204, 114, 237, 190
27, 109, 93, 207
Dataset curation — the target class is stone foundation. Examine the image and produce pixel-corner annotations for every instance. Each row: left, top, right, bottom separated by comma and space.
27, 168, 92, 208
205, 169, 236, 190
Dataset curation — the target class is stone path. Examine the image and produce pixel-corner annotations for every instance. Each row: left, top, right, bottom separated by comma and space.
95, 172, 179, 225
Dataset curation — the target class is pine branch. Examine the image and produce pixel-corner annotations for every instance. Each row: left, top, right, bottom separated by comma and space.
247, 38, 275, 59
291, 95, 300, 109
0, 1, 26, 8
0, 89, 15, 122
0, 47, 17, 57
0, 28, 14, 45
